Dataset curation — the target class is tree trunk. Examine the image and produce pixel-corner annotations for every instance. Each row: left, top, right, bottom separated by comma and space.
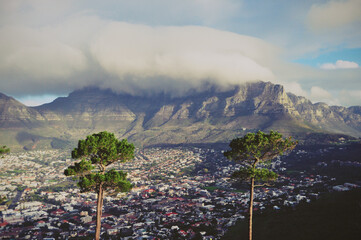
95, 184, 104, 240
249, 177, 255, 240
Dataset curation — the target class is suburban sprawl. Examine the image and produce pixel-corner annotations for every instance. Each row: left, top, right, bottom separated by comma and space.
1, 143, 360, 239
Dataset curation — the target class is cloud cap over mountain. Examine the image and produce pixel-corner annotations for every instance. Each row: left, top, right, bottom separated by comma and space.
0, 19, 278, 97
0, 0, 360, 106
90, 23, 277, 95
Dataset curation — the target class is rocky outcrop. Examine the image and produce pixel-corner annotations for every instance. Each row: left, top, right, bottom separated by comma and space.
286, 92, 361, 135
0, 81, 360, 149
0, 93, 45, 128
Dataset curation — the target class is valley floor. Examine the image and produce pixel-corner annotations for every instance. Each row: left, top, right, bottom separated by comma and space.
0, 143, 360, 239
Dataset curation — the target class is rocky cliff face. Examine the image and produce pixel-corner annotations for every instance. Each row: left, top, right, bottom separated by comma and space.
1, 81, 360, 149
0, 93, 45, 128
287, 93, 361, 135
36, 88, 136, 132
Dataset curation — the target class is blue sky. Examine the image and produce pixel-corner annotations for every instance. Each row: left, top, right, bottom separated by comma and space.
0, 0, 360, 106
294, 48, 361, 68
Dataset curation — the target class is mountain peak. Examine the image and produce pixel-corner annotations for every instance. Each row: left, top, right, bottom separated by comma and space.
0, 92, 45, 129
0, 81, 360, 150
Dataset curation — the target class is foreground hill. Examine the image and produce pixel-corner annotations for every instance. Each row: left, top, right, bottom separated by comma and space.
1, 81, 360, 150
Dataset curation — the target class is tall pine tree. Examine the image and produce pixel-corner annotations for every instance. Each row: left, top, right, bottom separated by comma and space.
224, 131, 297, 240
64, 131, 134, 240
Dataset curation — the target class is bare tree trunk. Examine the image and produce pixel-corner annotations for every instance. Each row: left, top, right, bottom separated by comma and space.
95, 184, 104, 240
249, 177, 255, 240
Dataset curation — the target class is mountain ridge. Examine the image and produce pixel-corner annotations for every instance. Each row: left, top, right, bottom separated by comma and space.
1, 81, 360, 150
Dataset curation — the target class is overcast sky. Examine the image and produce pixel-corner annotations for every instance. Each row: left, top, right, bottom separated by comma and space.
0, 0, 360, 107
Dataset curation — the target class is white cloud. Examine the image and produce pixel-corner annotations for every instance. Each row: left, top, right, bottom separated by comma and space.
320, 60, 359, 70
309, 86, 334, 104
0, 0, 360, 107
307, 0, 361, 31
339, 90, 361, 106
0, 0, 75, 27
0, 18, 277, 96
0, 25, 88, 79
90, 22, 276, 95
282, 82, 308, 97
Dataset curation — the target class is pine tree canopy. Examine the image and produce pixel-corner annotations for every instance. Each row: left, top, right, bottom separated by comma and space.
224, 130, 297, 182
71, 131, 134, 166
224, 130, 297, 166
64, 131, 134, 193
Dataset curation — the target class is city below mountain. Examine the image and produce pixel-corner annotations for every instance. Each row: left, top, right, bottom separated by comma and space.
1, 81, 360, 151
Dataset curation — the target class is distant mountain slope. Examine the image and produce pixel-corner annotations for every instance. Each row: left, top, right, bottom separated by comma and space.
1, 81, 360, 150
0, 92, 45, 128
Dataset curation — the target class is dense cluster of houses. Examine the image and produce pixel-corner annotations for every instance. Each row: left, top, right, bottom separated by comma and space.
0, 147, 359, 239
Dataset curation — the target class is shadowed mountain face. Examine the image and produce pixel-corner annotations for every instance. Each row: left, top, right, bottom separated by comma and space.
1, 81, 360, 150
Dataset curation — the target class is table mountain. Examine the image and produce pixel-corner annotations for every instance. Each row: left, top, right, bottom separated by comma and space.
1, 81, 360, 150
